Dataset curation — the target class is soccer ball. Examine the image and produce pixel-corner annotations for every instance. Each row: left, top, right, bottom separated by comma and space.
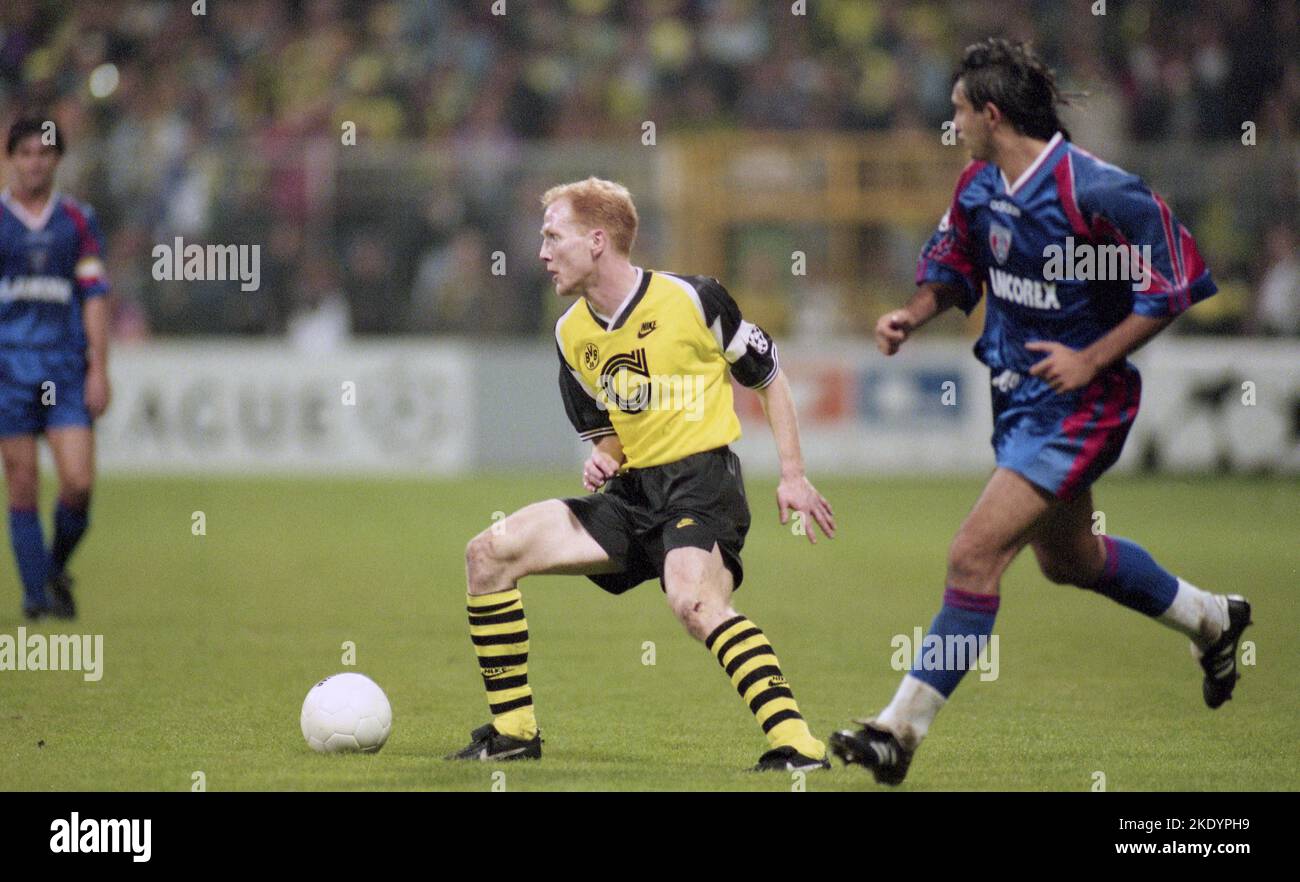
300, 673, 393, 754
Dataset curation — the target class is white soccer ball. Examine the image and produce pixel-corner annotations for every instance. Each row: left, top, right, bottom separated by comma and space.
300, 673, 393, 754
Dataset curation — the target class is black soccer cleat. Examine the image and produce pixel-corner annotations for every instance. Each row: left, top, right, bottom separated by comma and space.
1199, 595, 1252, 710
829, 722, 913, 786
46, 573, 76, 619
445, 723, 542, 761
22, 600, 48, 621
752, 745, 831, 772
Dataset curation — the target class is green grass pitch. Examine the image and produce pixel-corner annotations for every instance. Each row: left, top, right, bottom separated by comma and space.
2, 473, 1296, 791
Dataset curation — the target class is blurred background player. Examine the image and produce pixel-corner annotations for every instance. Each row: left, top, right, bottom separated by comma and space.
0, 117, 111, 619
830, 39, 1252, 785
450, 177, 837, 770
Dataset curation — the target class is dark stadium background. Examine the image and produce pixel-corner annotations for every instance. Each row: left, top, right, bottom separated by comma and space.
1, 0, 1295, 341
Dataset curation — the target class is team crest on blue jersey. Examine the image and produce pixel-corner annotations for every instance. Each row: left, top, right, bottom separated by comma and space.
989, 223, 1013, 265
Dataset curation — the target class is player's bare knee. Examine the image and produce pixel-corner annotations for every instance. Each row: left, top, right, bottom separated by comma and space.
666, 584, 714, 640
463, 535, 485, 592
1033, 537, 1104, 587
665, 584, 695, 623
465, 532, 509, 595
5, 484, 37, 509
2, 455, 33, 480
693, 602, 735, 641
1035, 553, 1080, 586
58, 482, 92, 510
946, 534, 999, 588
2, 464, 37, 508
4, 481, 37, 508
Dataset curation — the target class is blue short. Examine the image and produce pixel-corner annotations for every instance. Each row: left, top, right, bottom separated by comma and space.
0, 348, 92, 438
991, 364, 1141, 500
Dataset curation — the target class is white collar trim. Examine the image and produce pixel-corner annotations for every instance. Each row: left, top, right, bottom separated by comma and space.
592, 266, 644, 329
1000, 132, 1063, 196
0, 188, 61, 231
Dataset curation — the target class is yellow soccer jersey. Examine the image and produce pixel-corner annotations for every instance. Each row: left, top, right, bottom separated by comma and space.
554, 268, 779, 469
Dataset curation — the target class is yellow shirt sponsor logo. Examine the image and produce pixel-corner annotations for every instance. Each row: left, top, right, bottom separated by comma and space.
556, 271, 745, 468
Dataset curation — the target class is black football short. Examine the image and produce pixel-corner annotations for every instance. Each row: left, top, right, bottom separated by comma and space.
562, 446, 752, 595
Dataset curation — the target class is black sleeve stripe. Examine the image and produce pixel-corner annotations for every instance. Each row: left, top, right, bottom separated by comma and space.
665, 271, 780, 389
565, 366, 601, 401
557, 341, 613, 438
661, 272, 732, 351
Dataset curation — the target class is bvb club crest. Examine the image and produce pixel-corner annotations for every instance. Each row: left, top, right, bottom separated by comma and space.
583, 342, 599, 371
989, 223, 1013, 265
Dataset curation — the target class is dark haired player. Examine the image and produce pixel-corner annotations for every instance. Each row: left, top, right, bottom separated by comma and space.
1, 118, 110, 619
830, 40, 1251, 784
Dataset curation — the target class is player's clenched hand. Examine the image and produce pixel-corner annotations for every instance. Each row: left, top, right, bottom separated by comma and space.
84, 366, 111, 419
776, 474, 836, 545
875, 310, 915, 356
1026, 341, 1097, 394
582, 448, 621, 492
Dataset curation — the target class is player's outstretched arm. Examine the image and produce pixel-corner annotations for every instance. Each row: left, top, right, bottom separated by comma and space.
582, 433, 625, 492
754, 369, 836, 544
875, 282, 965, 356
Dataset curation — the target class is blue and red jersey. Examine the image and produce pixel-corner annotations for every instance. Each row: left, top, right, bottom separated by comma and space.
917, 132, 1216, 393
0, 189, 109, 352
916, 133, 1215, 498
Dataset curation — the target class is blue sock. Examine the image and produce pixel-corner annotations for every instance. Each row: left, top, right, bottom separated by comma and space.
1088, 536, 1177, 617
9, 507, 49, 606
910, 587, 1000, 698
49, 497, 90, 578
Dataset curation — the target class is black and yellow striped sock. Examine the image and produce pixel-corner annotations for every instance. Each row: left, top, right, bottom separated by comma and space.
705, 614, 824, 759
467, 589, 538, 740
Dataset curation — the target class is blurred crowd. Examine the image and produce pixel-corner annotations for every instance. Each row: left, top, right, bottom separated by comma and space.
0, 0, 1296, 343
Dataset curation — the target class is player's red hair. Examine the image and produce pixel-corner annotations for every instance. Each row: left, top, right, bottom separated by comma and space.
541, 177, 639, 255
